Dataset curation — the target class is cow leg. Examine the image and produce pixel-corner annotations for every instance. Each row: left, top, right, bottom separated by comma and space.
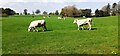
42, 25, 47, 32
88, 23, 91, 30
42, 28, 44, 32
80, 25, 83, 30
87, 26, 89, 30
43, 22, 47, 31
89, 25, 91, 30
36, 29, 38, 32
81, 27, 84, 30
34, 28, 38, 32
33, 27, 38, 32
44, 25, 47, 30
33, 29, 38, 32
42, 26, 45, 32
32, 27, 36, 32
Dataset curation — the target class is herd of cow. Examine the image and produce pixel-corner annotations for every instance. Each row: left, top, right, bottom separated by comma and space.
28, 17, 92, 32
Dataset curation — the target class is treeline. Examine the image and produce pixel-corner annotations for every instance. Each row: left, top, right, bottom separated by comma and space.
0, 2, 120, 17
60, 2, 120, 17
0, 8, 16, 17
95, 3, 120, 17
60, 5, 92, 17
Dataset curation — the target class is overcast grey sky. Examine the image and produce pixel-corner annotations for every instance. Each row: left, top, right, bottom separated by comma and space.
0, 0, 119, 14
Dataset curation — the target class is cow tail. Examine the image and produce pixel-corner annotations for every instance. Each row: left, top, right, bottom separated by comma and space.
44, 22, 47, 30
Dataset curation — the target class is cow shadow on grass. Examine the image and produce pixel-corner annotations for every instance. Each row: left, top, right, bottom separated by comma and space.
80, 27, 97, 30
37, 30, 53, 32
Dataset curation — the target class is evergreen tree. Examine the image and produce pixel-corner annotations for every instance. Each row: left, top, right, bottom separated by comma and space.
55, 10, 59, 15
24, 9, 27, 15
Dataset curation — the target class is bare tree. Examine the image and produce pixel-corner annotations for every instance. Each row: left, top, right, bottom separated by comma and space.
112, 3, 118, 16
101, 3, 111, 16
60, 5, 80, 17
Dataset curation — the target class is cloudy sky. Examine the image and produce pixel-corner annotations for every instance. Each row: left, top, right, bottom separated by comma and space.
0, 0, 119, 14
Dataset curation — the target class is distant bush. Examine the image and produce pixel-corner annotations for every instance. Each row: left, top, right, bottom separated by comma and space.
0, 8, 16, 17
1, 13, 9, 17
60, 5, 80, 17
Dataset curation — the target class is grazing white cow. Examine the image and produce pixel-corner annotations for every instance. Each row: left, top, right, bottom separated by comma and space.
58, 17, 62, 19
73, 18, 92, 30
43, 16, 50, 19
28, 20, 47, 32
83, 16, 86, 18
58, 17, 66, 20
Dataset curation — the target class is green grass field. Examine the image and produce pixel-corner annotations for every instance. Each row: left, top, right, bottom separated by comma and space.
2, 15, 118, 54
0, 17, 2, 55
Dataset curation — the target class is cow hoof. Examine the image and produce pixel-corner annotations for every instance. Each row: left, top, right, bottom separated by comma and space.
36, 30, 39, 32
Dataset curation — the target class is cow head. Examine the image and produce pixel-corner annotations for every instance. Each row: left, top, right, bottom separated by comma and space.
73, 19, 78, 24
28, 27, 34, 32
